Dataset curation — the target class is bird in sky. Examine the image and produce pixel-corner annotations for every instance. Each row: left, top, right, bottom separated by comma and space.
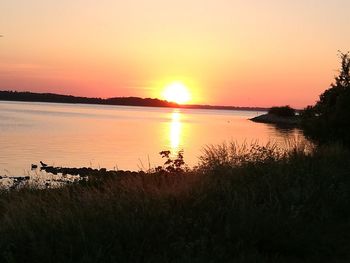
40, 161, 48, 167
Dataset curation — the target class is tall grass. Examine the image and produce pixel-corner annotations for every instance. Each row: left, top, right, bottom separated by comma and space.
199, 141, 285, 170
0, 142, 350, 262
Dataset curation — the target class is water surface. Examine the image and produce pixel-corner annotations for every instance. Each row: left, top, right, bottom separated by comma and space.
0, 101, 304, 175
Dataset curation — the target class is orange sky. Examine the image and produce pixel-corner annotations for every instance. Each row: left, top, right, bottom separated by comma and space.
1, 0, 350, 108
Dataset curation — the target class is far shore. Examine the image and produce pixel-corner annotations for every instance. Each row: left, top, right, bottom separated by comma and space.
0, 90, 268, 112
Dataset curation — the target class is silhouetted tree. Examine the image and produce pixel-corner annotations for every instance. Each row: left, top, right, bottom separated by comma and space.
301, 51, 350, 145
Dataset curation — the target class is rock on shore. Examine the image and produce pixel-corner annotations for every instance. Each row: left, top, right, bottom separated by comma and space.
250, 113, 300, 126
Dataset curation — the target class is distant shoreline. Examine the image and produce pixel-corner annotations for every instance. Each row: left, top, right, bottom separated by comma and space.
0, 91, 268, 112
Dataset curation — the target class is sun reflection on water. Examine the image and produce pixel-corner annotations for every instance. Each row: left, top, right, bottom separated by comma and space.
170, 110, 182, 150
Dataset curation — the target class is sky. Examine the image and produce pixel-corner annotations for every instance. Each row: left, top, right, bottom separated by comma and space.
1, 0, 350, 108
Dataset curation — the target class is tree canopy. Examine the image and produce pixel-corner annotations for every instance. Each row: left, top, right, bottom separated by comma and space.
302, 52, 350, 145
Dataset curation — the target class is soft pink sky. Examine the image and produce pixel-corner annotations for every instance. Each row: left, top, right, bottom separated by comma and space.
1, 0, 350, 108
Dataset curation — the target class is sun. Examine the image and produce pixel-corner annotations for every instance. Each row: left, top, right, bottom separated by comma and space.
163, 82, 191, 104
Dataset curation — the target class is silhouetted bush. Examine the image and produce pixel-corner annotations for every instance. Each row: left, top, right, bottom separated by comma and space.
155, 150, 188, 173
302, 51, 350, 145
268, 106, 296, 117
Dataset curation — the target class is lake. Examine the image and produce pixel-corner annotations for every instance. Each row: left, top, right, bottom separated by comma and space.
0, 101, 305, 176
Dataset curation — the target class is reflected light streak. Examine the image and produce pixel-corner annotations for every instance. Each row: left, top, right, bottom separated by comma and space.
170, 111, 182, 150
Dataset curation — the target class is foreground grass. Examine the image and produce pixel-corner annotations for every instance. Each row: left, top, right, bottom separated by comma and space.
1, 143, 350, 262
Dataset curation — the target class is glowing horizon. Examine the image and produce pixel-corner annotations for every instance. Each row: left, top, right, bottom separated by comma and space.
162, 82, 191, 104
1, 0, 350, 108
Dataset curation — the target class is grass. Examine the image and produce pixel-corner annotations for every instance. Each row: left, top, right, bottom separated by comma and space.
1, 142, 350, 262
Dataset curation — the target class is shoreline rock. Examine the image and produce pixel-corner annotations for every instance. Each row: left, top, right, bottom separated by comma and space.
250, 113, 300, 126
40, 165, 141, 177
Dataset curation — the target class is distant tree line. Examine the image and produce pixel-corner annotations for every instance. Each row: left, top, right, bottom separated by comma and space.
0, 91, 179, 108
0, 90, 268, 112
301, 51, 350, 145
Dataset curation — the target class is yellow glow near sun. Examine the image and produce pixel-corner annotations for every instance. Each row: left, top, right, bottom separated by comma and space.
163, 82, 191, 104
170, 111, 181, 149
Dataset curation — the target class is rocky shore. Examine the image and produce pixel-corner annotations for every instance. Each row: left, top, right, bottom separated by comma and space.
0, 165, 143, 189
250, 113, 300, 126
41, 165, 142, 177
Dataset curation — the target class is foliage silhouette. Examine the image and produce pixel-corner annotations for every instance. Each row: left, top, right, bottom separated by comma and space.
156, 150, 187, 173
268, 106, 296, 117
268, 105, 296, 117
301, 51, 350, 145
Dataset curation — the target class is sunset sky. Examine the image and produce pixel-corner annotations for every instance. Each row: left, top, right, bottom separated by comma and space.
1, 0, 349, 108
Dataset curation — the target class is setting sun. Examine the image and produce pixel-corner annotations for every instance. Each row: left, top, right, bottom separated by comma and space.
163, 82, 191, 104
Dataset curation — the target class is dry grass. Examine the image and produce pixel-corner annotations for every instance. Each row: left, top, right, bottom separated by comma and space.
0, 142, 350, 262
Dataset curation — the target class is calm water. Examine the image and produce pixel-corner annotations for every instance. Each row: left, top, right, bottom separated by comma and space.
0, 101, 304, 175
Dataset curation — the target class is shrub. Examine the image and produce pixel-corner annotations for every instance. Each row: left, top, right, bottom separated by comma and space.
155, 150, 188, 173
268, 106, 296, 117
